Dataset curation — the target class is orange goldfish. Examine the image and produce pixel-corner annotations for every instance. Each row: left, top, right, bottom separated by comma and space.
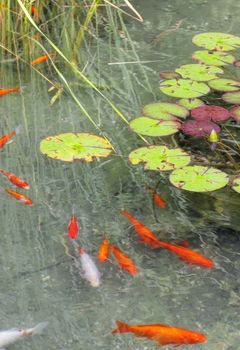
0, 87, 21, 97
0, 169, 29, 189
120, 210, 160, 248
97, 238, 110, 263
31, 5, 40, 21
110, 244, 138, 275
0, 126, 21, 149
112, 321, 207, 346
147, 187, 167, 208
5, 188, 33, 205
155, 240, 214, 268
67, 215, 79, 240
31, 54, 50, 65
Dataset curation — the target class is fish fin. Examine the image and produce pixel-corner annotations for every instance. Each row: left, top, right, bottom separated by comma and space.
15, 125, 22, 135
112, 320, 129, 334
30, 321, 49, 335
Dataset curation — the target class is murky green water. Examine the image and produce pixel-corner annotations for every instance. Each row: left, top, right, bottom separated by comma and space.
1, 1, 240, 349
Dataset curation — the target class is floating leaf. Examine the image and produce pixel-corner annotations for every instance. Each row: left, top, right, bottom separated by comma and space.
208, 78, 240, 92
170, 166, 229, 192
191, 105, 230, 122
222, 91, 240, 104
129, 146, 191, 171
232, 177, 240, 193
143, 102, 189, 120
160, 71, 181, 79
175, 64, 223, 81
192, 32, 240, 51
160, 79, 210, 98
192, 50, 235, 66
129, 117, 180, 137
40, 133, 113, 162
181, 120, 221, 137
178, 98, 205, 110
230, 106, 240, 122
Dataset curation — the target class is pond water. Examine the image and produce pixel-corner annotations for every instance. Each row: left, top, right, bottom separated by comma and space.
0, 1, 240, 349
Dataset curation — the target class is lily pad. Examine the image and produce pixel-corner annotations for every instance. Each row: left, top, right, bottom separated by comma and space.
230, 106, 240, 122
143, 102, 189, 120
192, 32, 240, 51
191, 105, 230, 122
129, 146, 191, 171
208, 78, 240, 92
181, 120, 221, 137
178, 98, 205, 110
40, 133, 113, 162
192, 50, 235, 66
160, 71, 181, 79
175, 64, 223, 81
160, 79, 210, 98
170, 166, 229, 192
129, 117, 180, 137
222, 91, 240, 104
231, 177, 240, 193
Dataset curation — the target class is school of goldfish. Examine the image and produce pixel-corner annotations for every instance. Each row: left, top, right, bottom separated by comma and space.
66, 194, 213, 346
0, 27, 213, 348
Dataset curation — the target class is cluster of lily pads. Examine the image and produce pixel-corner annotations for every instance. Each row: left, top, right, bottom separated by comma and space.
129, 32, 240, 193
39, 33, 240, 194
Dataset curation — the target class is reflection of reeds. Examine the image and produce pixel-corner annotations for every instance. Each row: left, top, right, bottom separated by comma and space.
1, 1, 149, 141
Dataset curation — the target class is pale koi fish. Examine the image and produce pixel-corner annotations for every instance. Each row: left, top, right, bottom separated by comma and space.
0, 321, 48, 349
74, 242, 101, 288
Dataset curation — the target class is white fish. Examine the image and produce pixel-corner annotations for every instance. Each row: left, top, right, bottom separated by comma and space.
0, 321, 49, 349
78, 246, 101, 288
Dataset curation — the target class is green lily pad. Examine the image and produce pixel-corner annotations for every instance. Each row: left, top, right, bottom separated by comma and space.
192, 50, 235, 66
231, 177, 240, 193
160, 79, 210, 98
175, 64, 223, 81
142, 102, 189, 120
129, 146, 191, 171
208, 78, 240, 92
222, 91, 240, 104
129, 117, 180, 137
192, 32, 240, 51
40, 132, 113, 162
178, 98, 205, 110
169, 166, 229, 192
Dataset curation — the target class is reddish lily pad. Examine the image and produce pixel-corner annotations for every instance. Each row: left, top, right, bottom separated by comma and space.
160, 79, 210, 98
230, 106, 240, 122
222, 91, 240, 104
208, 78, 240, 92
192, 50, 235, 66
181, 120, 221, 137
175, 64, 223, 81
142, 102, 189, 120
192, 32, 240, 51
191, 105, 230, 122
178, 98, 205, 110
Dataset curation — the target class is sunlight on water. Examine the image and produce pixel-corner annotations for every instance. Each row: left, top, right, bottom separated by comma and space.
0, 1, 240, 350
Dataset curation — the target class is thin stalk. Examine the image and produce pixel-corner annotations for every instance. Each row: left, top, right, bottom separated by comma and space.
16, 0, 148, 144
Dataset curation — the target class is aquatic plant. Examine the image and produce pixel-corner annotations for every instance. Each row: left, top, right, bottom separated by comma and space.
40, 133, 113, 162
128, 32, 240, 193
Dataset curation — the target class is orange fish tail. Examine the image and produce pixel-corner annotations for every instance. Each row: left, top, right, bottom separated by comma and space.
112, 321, 130, 334
120, 210, 134, 221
